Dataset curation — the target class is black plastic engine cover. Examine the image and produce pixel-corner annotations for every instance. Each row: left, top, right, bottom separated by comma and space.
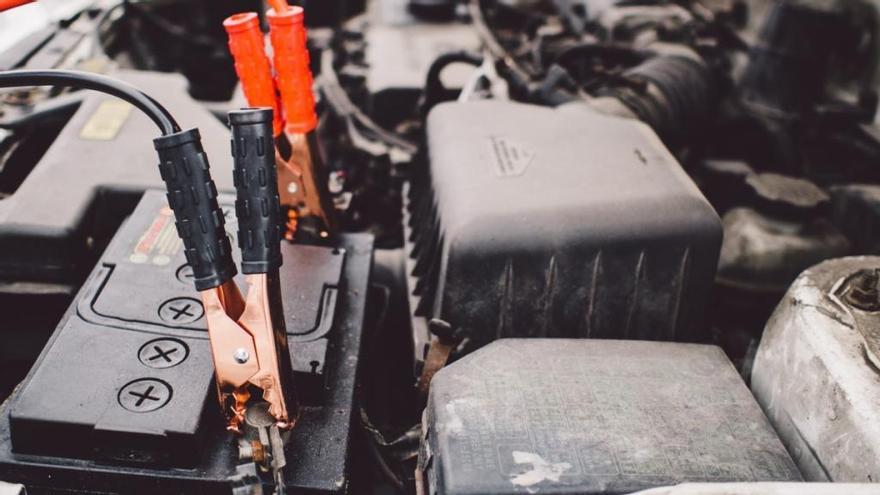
0, 70, 234, 284
404, 101, 722, 363
344, 0, 479, 127
419, 339, 802, 495
0, 191, 374, 494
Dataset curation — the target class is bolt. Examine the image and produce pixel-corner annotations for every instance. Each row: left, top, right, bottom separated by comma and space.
287, 182, 298, 194
843, 269, 880, 312
238, 440, 254, 461
328, 171, 345, 194
234, 348, 250, 364
251, 440, 266, 463
245, 401, 275, 428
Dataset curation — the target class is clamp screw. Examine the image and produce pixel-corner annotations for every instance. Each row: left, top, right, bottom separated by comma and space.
233, 348, 250, 364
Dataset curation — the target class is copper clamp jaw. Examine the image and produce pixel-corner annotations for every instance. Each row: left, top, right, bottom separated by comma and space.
212, 108, 297, 432
276, 131, 337, 239
203, 274, 295, 432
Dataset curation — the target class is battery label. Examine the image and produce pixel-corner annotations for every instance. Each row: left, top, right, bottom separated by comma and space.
79, 99, 133, 141
129, 207, 181, 266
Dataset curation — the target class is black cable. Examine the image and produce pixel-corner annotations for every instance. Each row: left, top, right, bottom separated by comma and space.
318, 50, 417, 154
91, 1, 126, 56
360, 419, 406, 493
422, 51, 484, 116
0, 69, 179, 134
468, 0, 533, 94
425, 51, 484, 92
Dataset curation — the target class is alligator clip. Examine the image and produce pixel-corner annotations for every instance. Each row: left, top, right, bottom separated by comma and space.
154, 108, 296, 433
211, 108, 296, 432
223, 6, 336, 238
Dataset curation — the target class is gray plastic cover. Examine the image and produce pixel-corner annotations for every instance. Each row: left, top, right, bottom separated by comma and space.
420, 339, 801, 495
405, 101, 722, 362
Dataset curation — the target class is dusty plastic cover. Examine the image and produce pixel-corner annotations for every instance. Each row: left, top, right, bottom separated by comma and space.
629, 482, 878, 494
405, 101, 722, 364
751, 256, 880, 482
420, 339, 801, 495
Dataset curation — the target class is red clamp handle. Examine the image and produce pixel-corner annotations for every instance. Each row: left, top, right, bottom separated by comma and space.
223, 12, 283, 136
0, 0, 34, 13
267, 6, 318, 134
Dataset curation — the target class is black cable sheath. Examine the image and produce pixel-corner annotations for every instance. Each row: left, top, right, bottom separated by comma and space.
468, 0, 533, 91
0, 69, 179, 134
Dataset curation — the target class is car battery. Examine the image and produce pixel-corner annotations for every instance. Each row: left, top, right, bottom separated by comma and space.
0, 70, 237, 401
0, 190, 374, 494
418, 339, 801, 495
0, 70, 234, 285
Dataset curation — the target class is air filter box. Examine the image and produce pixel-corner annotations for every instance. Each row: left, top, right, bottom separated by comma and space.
419, 339, 801, 495
0, 191, 374, 494
404, 101, 722, 364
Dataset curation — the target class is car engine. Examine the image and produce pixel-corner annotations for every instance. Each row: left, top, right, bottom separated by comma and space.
0, 0, 878, 494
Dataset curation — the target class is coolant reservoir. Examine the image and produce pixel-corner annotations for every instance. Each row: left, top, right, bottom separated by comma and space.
751, 256, 880, 482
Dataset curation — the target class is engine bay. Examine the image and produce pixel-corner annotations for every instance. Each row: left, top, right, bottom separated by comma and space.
0, 0, 878, 493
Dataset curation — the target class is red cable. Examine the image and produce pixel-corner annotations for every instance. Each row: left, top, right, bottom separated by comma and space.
0, 0, 34, 13
267, 0, 289, 13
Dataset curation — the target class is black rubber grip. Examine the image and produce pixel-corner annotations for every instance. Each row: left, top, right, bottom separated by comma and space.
229, 108, 283, 274
153, 128, 236, 290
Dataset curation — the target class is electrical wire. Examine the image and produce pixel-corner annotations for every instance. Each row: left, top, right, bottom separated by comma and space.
423, 51, 484, 110
318, 49, 417, 154
468, 0, 533, 94
267, 0, 289, 13
0, 69, 179, 134
91, 2, 127, 56
361, 421, 406, 493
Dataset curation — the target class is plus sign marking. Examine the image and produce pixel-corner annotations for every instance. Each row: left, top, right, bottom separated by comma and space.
138, 338, 189, 369
157, 297, 204, 325
118, 378, 172, 412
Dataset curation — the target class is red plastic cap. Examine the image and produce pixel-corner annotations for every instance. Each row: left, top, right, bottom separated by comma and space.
223, 11, 259, 32
223, 12, 283, 136
267, 4, 303, 25
267, 6, 318, 134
